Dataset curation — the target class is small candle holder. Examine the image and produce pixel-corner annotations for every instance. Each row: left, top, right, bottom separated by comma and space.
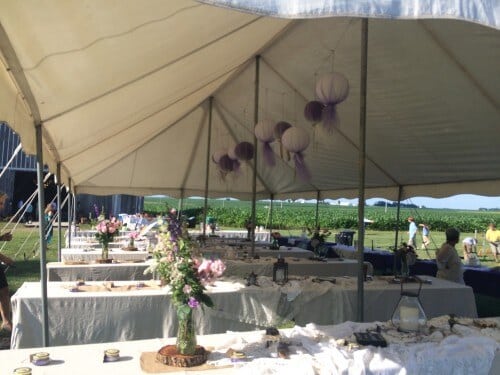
31, 352, 50, 366
104, 348, 120, 362
13, 367, 32, 375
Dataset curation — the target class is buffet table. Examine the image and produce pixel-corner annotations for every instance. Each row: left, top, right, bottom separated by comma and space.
61, 248, 149, 262
3, 317, 499, 374
11, 276, 477, 349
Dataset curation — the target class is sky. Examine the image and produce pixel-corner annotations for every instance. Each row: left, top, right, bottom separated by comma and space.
367, 194, 500, 210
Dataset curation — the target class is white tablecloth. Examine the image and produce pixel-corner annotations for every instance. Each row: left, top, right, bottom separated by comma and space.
47, 261, 152, 281
223, 258, 360, 277
2, 318, 498, 374
191, 230, 271, 242
11, 276, 477, 349
61, 248, 149, 262
47, 258, 360, 281
201, 245, 313, 259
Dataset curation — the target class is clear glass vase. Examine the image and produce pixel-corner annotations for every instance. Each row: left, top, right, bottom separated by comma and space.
101, 243, 109, 260
176, 305, 197, 355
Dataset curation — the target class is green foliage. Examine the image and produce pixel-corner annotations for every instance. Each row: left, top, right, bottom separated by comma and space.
144, 197, 500, 233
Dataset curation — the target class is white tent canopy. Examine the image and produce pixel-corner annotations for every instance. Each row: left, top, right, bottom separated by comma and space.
1, 0, 499, 200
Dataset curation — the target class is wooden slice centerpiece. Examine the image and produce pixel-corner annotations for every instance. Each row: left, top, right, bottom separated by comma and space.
156, 345, 208, 368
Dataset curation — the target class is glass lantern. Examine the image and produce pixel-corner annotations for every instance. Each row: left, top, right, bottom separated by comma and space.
391, 276, 427, 332
273, 257, 288, 284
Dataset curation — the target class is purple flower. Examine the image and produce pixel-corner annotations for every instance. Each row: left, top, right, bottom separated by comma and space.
188, 297, 200, 308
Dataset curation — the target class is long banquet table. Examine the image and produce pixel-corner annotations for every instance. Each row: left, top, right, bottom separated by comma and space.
11, 276, 477, 349
3, 317, 498, 374
61, 247, 150, 262
47, 258, 362, 281
200, 245, 313, 259
191, 229, 271, 242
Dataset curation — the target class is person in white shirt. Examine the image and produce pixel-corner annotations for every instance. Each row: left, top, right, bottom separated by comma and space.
436, 228, 464, 284
462, 237, 480, 266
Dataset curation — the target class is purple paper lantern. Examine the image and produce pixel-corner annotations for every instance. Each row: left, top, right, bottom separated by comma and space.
218, 154, 234, 172
274, 121, 292, 139
234, 141, 254, 161
304, 101, 323, 122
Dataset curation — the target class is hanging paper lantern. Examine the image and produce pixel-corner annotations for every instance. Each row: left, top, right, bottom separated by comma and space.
315, 72, 349, 133
227, 144, 238, 160
234, 141, 254, 161
218, 154, 234, 172
304, 101, 323, 123
315, 72, 349, 105
274, 121, 292, 139
212, 149, 227, 164
281, 127, 311, 182
274, 121, 292, 160
254, 119, 276, 166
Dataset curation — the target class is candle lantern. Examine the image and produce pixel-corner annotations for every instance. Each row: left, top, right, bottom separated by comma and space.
273, 257, 288, 284
391, 276, 427, 332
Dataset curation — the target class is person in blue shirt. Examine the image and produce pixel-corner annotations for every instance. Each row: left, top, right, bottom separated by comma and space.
419, 223, 430, 249
407, 217, 418, 248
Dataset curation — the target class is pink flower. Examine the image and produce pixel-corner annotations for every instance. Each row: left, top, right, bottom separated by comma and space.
210, 259, 226, 277
183, 284, 192, 294
108, 226, 116, 234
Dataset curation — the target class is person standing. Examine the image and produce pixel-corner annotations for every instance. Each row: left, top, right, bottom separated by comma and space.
0, 192, 14, 332
436, 228, 464, 284
462, 237, 479, 265
485, 223, 499, 262
407, 217, 418, 248
419, 223, 430, 249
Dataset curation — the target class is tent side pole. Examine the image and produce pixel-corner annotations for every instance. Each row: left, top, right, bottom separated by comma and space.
250, 55, 260, 258
356, 18, 369, 323
315, 190, 320, 228
35, 123, 49, 346
393, 185, 403, 275
202, 97, 213, 237
56, 163, 62, 261
269, 193, 274, 235
67, 179, 72, 248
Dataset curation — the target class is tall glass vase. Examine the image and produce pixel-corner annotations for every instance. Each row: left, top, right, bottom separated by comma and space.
176, 305, 197, 355
101, 243, 109, 260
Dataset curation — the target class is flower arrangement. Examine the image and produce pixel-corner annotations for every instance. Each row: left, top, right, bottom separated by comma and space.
270, 231, 281, 250
146, 209, 225, 356
95, 218, 121, 260
128, 231, 139, 247
393, 242, 417, 276
307, 227, 331, 256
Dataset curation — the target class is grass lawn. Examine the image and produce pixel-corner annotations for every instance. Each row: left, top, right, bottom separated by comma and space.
1, 224, 498, 318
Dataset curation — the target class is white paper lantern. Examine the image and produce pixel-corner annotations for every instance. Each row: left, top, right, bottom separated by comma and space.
315, 72, 349, 105
254, 119, 275, 142
212, 148, 227, 164
282, 127, 310, 153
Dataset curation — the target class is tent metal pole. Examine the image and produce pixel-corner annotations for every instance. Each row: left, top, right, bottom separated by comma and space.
315, 190, 320, 229
356, 18, 369, 322
269, 193, 274, 235
178, 189, 184, 218
67, 179, 72, 249
250, 55, 260, 258
56, 163, 62, 262
393, 185, 403, 275
202, 97, 213, 238
72, 193, 76, 235
35, 122, 49, 346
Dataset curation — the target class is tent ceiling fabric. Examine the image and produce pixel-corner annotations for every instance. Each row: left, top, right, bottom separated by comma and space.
0, 1, 499, 200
